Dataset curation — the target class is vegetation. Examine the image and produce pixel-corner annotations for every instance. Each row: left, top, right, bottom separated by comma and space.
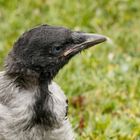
0, 0, 140, 139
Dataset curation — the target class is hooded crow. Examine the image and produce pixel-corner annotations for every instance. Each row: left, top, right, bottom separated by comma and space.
0, 24, 106, 140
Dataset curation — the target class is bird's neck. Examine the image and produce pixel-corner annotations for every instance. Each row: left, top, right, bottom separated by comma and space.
5, 52, 60, 88
5, 61, 54, 89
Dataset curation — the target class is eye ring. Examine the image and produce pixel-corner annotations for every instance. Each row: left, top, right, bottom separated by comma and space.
52, 46, 62, 54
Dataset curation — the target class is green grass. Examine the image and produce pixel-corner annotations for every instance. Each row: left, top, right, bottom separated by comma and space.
0, 0, 140, 139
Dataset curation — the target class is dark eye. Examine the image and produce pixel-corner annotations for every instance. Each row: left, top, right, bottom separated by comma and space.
52, 46, 62, 54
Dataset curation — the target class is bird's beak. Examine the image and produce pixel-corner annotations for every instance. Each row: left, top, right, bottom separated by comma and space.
64, 32, 107, 56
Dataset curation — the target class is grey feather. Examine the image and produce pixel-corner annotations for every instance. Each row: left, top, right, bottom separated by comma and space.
0, 72, 74, 140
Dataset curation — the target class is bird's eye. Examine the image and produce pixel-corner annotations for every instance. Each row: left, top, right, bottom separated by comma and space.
52, 46, 62, 54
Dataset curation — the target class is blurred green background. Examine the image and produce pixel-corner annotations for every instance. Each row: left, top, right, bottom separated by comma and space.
0, 0, 140, 139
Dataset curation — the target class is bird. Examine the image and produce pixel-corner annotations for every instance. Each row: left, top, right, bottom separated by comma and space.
0, 24, 106, 140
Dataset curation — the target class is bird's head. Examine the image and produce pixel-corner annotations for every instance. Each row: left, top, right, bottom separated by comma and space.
6, 25, 107, 83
